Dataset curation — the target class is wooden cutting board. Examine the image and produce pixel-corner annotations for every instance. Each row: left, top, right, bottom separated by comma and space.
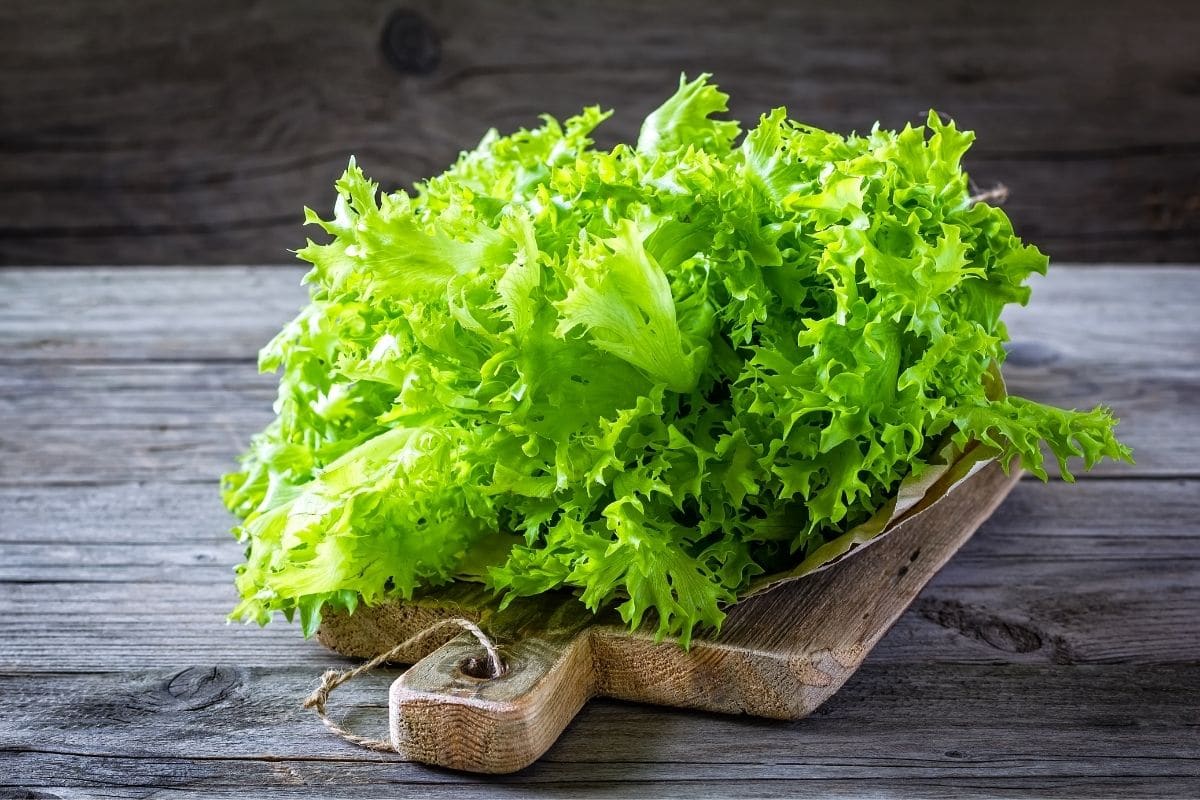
317, 458, 1019, 773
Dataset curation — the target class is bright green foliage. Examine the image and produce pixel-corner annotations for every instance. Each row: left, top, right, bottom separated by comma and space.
223, 75, 1132, 643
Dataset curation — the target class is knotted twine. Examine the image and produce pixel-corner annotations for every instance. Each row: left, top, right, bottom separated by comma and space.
302, 617, 503, 752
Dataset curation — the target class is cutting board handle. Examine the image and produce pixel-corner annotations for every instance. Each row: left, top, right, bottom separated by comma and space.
388, 626, 595, 773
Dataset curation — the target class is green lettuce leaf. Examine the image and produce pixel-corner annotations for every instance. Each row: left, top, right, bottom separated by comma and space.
224, 75, 1132, 642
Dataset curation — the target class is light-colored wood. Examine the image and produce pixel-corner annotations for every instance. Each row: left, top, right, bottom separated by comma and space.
310, 461, 1020, 771
390, 625, 596, 773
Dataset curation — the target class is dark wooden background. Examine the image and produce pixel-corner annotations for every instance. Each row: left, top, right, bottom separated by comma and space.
2, 0, 1198, 266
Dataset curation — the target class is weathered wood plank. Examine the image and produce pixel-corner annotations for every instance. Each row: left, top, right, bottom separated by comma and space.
0, 266, 303, 363
1, 264, 1196, 792
7, 479, 1196, 568
2, 1, 1199, 264
0, 360, 276, 485
3, 266, 1196, 365
0, 364, 1174, 482
1, 480, 1196, 670
1, 781, 1193, 800
1, 267, 1192, 481
1, 665, 1197, 798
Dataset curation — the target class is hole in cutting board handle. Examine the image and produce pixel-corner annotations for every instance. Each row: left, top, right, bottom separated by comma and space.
391, 628, 596, 772
457, 654, 506, 680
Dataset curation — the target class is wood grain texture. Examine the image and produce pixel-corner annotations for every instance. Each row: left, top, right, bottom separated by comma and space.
2, 266, 1198, 795
3, 265, 1194, 479
3, 478, 1197, 672
1, 1, 1199, 265
20, 355, 1192, 488
388, 619, 598, 773
3, 665, 1196, 798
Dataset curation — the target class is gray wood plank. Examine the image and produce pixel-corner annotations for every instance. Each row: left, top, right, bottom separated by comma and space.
0, 265, 304, 363
3, 265, 1196, 364
2, 1, 1199, 264
1, 266, 1193, 480
2, 265, 1197, 795
9, 356, 1172, 484
1, 665, 1197, 798
0, 360, 276, 485
1, 480, 1196, 670
1, 782, 1193, 800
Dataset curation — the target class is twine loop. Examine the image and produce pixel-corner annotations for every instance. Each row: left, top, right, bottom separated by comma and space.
302, 617, 502, 751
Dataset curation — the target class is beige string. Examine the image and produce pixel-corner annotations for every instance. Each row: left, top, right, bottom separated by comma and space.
302, 617, 503, 751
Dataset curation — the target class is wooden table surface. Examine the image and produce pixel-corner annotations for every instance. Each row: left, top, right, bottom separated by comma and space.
1, 265, 1197, 798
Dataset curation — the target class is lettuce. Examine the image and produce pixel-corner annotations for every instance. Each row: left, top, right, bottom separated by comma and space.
223, 75, 1131, 644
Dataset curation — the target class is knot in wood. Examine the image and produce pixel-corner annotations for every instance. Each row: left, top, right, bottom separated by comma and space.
458, 653, 506, 680
381, 9, 440, 75
152, 666, 243, 712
